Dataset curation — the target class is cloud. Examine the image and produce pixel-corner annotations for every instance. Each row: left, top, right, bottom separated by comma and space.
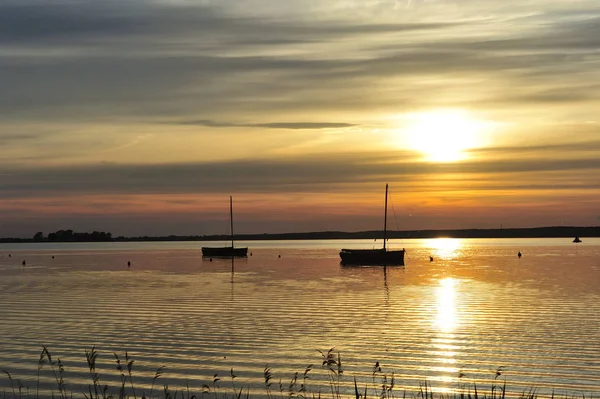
0, 2, 468, 44
2, 0, 599, 123
167, 119, 357, 129
2, 146, 600, 199
0, 132, 40, 145
469, 138, 600, 155
0, 1, 221, 43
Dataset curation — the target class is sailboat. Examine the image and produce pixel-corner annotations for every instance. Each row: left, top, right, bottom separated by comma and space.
339, 184, 405, 266
573, 236, 582, 243
202, 196, 248, 258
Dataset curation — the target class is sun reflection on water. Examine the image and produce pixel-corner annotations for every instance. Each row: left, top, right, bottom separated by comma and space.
435, 277, 458, 332
432, 277, 462, 387
431, 238, 463, 259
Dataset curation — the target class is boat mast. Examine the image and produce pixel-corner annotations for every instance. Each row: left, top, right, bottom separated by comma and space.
383, 184, 388, 251
230, 196, 234, 248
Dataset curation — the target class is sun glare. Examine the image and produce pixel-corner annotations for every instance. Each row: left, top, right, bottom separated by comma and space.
426, 237, 463, 259
401, 109, 489, 162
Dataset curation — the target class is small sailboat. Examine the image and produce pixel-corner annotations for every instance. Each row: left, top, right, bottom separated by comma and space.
202, 196, 248, 258
573, 236, 582, 243
339, 184, 405, 266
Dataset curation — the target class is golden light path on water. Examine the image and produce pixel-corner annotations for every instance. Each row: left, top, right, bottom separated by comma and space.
436, 277, 458, 334
433, 277, 460, 390
428, 239, 483, 391
431, 238, 461, 389
431, 238, 463, 260
426, 237, 462, 389
1, 238, 600, 398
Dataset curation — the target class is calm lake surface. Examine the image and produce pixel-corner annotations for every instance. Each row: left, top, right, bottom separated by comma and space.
1, 238, 599, 398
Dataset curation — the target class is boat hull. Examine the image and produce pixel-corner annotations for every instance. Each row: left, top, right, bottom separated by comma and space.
339, 248, 405, 266
202, 246, 248, 258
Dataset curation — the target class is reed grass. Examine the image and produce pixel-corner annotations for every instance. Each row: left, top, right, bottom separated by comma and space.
1, 347, 592, 399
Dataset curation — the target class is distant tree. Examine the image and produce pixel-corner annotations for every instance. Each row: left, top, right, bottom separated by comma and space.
48, 229, 73, 241
33, 232, 44, 241
46, 229, 113, 242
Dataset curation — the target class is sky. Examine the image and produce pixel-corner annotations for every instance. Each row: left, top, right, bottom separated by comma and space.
1, 0, 600, 237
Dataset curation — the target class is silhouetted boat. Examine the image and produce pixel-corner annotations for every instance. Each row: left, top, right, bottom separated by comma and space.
202, 196, 248, 258
339, 184, 405, 266
573, 236, 582, 243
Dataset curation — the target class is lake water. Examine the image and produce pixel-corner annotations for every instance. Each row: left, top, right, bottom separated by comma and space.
1, 238, 599, 398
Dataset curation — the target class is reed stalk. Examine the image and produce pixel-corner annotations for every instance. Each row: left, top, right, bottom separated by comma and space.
1, 346, 595, 399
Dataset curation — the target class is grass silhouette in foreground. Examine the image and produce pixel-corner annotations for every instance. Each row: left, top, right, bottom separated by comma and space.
1, 347, 591, 399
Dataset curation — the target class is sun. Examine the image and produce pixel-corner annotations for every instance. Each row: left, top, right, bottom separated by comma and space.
401, 109, 488, 162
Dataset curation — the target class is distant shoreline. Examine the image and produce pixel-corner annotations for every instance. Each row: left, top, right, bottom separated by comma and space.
1, 226, 597, 243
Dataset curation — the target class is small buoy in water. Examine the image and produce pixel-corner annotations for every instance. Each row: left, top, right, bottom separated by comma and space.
127, 261, 131, 267
429, 256, 434, 262
9, 254, 11, 257
250, 252, 253, 256
278, 254, 281, 258
52, 256, 55, 259
518, 251, 522, 258
22, 260, 26, 266
209, 258, 213, 262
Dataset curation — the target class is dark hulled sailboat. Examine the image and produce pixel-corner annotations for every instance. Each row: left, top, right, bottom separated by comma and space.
339, 184, 405, 266
202, 196, 248, 258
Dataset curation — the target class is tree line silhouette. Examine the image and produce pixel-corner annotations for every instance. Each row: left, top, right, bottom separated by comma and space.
33, 229, 113, 242
0, 226, 597, 243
